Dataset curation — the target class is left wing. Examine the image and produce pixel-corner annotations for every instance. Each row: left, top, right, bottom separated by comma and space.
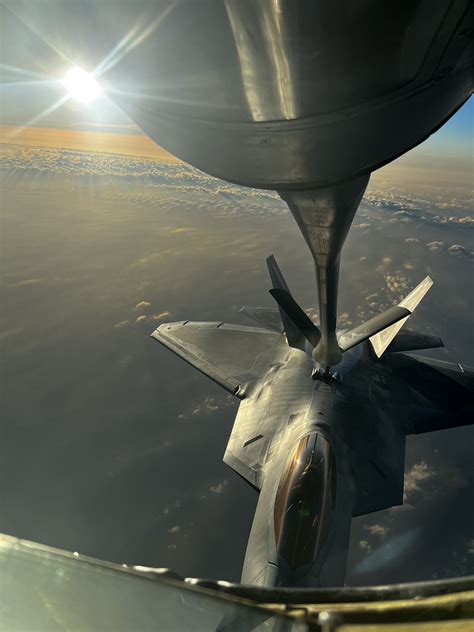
151, 322, 283, 397
239, 306, 283, 332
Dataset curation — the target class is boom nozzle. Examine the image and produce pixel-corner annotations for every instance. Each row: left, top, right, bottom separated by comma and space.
278, 175, 370, 370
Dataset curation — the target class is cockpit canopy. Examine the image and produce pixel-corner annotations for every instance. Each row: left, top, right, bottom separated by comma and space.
274, 432, 336, 570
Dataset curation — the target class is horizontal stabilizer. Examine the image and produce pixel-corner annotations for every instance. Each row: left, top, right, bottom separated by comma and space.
338, 305, 410, 352
269, 288, 321, 348
266, 256, 302, 348
369, 276, 433, 357
386, 329, 443, 354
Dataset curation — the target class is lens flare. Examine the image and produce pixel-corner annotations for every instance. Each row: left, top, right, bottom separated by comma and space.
63, 67, 101, 103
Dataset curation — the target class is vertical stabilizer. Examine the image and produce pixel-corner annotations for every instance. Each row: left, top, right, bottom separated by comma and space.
266, 256, 303, 349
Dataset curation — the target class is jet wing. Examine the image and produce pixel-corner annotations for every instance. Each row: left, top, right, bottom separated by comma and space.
352, 353, 473, 517
239, 306, 283, 333
389, 353, 474, 435
151, 322, 282, 397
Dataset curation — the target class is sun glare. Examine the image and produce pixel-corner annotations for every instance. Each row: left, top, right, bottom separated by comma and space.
63, 67, 102, 104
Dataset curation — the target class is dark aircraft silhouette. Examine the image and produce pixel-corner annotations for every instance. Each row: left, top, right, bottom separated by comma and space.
152, 256, 474, 587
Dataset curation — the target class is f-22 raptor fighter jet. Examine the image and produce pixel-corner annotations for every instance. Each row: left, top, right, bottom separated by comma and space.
152, 256, 473, 588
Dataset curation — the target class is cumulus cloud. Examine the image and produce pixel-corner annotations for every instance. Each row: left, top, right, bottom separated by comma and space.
403, 239, 473, 259
393, 210, 413, 219
209, 480, 228, 494
178, 394, 236, 421
404, 461, 435, 499
162, 499, 182, 517
359, 540, 372, 553
135, 301, 151, 309
427, 241, 445, 252
168, 526, 181, 535
72, 121, 140, 131
384, 273, 410, 296
448, 244, 474, 258
0, 144, 286, 219
364, 524, 390, 539
365, 187, 473, 226
3, 144, 471, 237
191, 397, 219, 415
6, 278, 44, 288
452, 216, 474, 225
403, 460, 467, 504
338, 312, 353, 327
192, 396, 219, 416
152, 311, 173, 321
305, 307, 319, 320
430, 215, 474, 226
136, 315, 147, 323
365, 293, 378, 302
113, 320, 129, 329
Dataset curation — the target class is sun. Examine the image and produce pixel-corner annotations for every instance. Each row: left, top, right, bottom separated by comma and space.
63, 67, 102, 104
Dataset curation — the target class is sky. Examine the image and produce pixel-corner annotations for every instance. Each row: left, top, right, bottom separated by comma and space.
1, 0, 473, 588
1, 142, 473, 586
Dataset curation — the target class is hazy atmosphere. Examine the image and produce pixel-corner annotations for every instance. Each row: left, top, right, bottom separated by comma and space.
1, 131, 473, 584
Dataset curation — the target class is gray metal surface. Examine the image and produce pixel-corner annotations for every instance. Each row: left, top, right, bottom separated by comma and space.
151, 322, 281, 397
0, 534, 303, 632
105, 0, 471, 189
338, 306, 410, 352
279, 177, 369, 369
8, 1, 473, 188
269, 289, 321, 349
3, 534, 473, 631
369, 276, 435, 357
267, 255, 303, 349
238, 306, 283, 334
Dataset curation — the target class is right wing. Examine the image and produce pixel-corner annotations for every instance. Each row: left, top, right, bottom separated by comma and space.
353, 352, 474, 516
151, 321, 283, 397
389, 353, 474, 434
